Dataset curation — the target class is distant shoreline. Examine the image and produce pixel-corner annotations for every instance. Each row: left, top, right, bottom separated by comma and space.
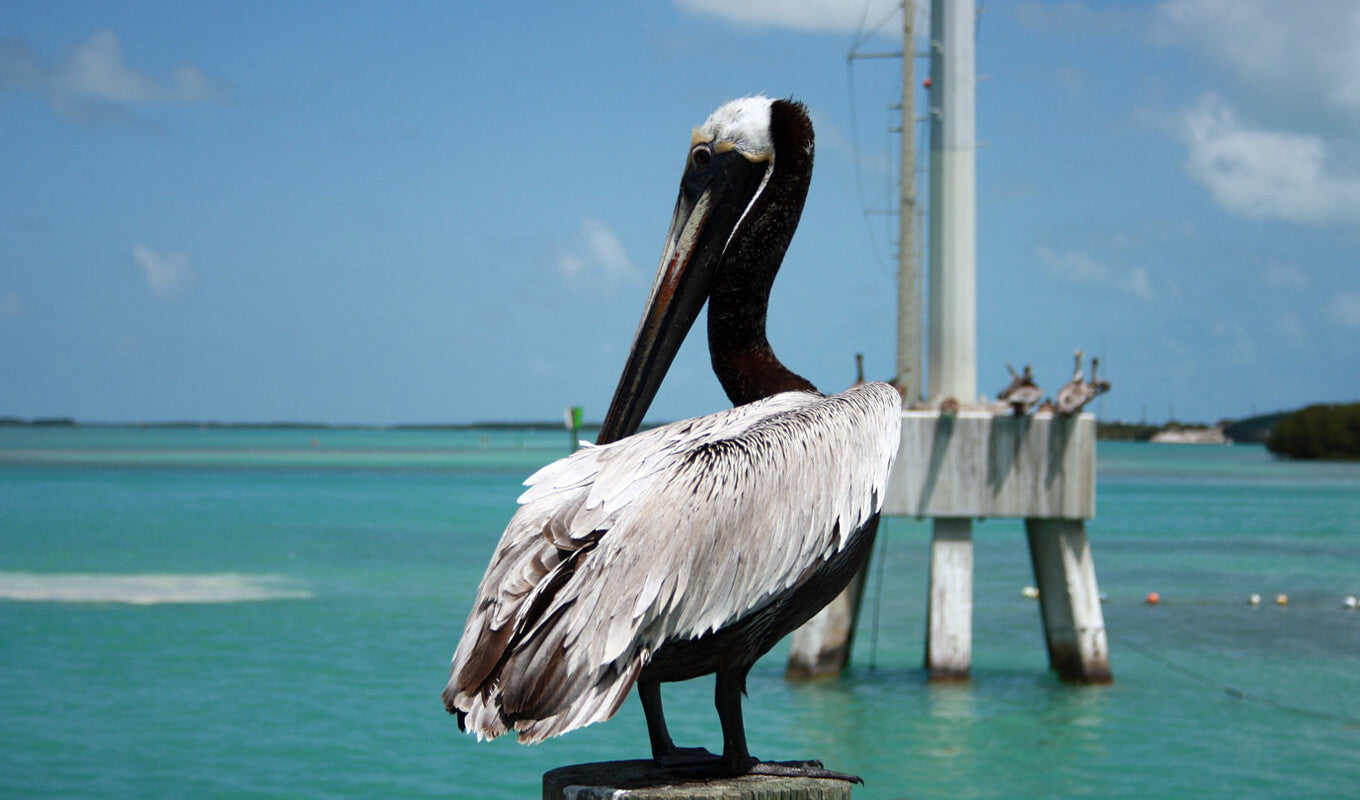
0, 413, 1269, 442
0, 417, 586, 433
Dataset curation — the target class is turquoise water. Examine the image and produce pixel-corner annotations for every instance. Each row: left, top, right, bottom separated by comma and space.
2, 428, 1357, 799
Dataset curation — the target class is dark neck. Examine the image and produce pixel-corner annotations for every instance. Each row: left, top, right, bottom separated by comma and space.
708, 100, 819, 406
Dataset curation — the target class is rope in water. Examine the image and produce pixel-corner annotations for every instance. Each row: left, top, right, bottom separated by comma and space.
1110, 632, 1360, 728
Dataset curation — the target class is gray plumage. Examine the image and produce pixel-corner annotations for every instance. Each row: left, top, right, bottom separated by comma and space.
445, 382, 900, 744
1056, 350, 1110, 415
998, 364, 1042, 415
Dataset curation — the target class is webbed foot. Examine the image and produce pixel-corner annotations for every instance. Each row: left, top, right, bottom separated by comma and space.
742, 758, 863, 784
663, 755, 862, 785
653, 745, 720, 768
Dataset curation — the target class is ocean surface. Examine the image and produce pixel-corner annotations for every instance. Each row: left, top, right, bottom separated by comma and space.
2, 426, 1357, 799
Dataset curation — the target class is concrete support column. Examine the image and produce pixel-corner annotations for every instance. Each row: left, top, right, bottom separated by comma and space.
785, 561, 869, 681
1025, 518, 1112, 684
924, 517, 972, 680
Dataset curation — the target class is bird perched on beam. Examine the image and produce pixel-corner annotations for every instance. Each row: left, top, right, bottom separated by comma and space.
1055, 350, 1110, 415
997, 364, 1042, 415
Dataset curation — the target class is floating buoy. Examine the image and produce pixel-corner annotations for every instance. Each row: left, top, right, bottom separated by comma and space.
1344, 595, 1357, 610
1022, 586, 1040, 599
1146, 591, 1160, 605
1275, 593, 1289, 606
1248, 593, 1261, 606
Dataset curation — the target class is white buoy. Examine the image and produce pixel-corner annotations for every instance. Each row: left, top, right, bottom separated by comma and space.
1022, 585, 1040, 599
1345, 595, 1358, 610
1248, 593, 1261, 606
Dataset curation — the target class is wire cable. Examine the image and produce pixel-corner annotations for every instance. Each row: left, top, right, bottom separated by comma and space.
1111, 632, 1360, 728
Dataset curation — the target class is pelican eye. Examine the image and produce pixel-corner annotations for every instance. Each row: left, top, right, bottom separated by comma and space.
691, 143, 713, 168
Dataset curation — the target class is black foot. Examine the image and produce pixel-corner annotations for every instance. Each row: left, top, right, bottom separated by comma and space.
662, 756, 862, 785
743, 758, 863, 785
653, 745, 720, 768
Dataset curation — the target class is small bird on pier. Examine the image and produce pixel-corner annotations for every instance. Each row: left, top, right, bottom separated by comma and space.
1055, 349, 1086, 414
1055, 351, 1110, 415
998, 364, 1042, 415
444, 97, 900, 783
1087, 357, 1111, 400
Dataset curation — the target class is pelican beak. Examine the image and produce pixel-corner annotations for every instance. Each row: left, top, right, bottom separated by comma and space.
596, 145, 770, 444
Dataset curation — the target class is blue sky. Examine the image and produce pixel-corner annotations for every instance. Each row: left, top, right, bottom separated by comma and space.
2, 1, 1357, 425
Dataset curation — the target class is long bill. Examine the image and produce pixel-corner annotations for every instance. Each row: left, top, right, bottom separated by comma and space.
595, 149, 768, 445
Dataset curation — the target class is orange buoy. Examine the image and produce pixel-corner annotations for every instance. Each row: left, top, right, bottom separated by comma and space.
1146, 591, 1160, 605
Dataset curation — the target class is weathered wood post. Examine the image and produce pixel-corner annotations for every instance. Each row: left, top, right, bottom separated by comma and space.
543, 761, 854, 800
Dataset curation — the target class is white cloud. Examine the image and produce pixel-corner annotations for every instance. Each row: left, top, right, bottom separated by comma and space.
132, 244, 196, 298
1156, 0, 1360, 126
1181, 95, 1360, 226
675, 0, 901, 33
556, 218, 637, 283
1325, 293, 1360, 329
0, 292, 20, 316
0, 30, 223, 121
1117, 267, 1156, 302
1035, 245, 1157, 301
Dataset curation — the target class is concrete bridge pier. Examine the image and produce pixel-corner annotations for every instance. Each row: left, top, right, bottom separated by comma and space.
925, 517, 973, 680
1026, 518, 1111, 683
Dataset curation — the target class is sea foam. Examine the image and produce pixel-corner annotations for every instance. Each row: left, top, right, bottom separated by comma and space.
0, 572, 312, 604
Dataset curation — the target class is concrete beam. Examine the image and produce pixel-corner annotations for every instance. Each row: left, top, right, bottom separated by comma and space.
884, 411, 1096, 520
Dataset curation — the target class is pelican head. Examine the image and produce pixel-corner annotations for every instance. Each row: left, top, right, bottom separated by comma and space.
597, 96, 805, 444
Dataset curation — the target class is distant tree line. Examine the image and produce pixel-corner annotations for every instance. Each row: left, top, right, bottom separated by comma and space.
1266, 403, 1360, 460
1095, 420, 1218, 441
1095, 421, 1161, 441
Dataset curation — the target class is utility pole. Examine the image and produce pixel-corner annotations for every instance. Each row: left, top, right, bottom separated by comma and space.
896, 1, 921, 403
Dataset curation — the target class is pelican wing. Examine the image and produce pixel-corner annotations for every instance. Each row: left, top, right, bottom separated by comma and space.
446, 381, 901, 744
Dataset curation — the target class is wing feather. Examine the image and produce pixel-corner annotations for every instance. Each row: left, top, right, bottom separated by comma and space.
445, 382, 901, 743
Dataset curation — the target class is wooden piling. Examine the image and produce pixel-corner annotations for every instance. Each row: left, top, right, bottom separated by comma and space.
543, 761, 853, 800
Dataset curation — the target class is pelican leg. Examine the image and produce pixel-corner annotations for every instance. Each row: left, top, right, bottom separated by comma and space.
714, 667, 751, 763
713, 666, 864, 784
640, 679, 717, 766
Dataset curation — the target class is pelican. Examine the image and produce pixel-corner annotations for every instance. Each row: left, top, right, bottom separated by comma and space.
997, 364, 1042, 415
1054, 349, 1085, 414
1087, 357, 1111, 403
443, 96, 900, 782
1055, 351, 1110, 415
